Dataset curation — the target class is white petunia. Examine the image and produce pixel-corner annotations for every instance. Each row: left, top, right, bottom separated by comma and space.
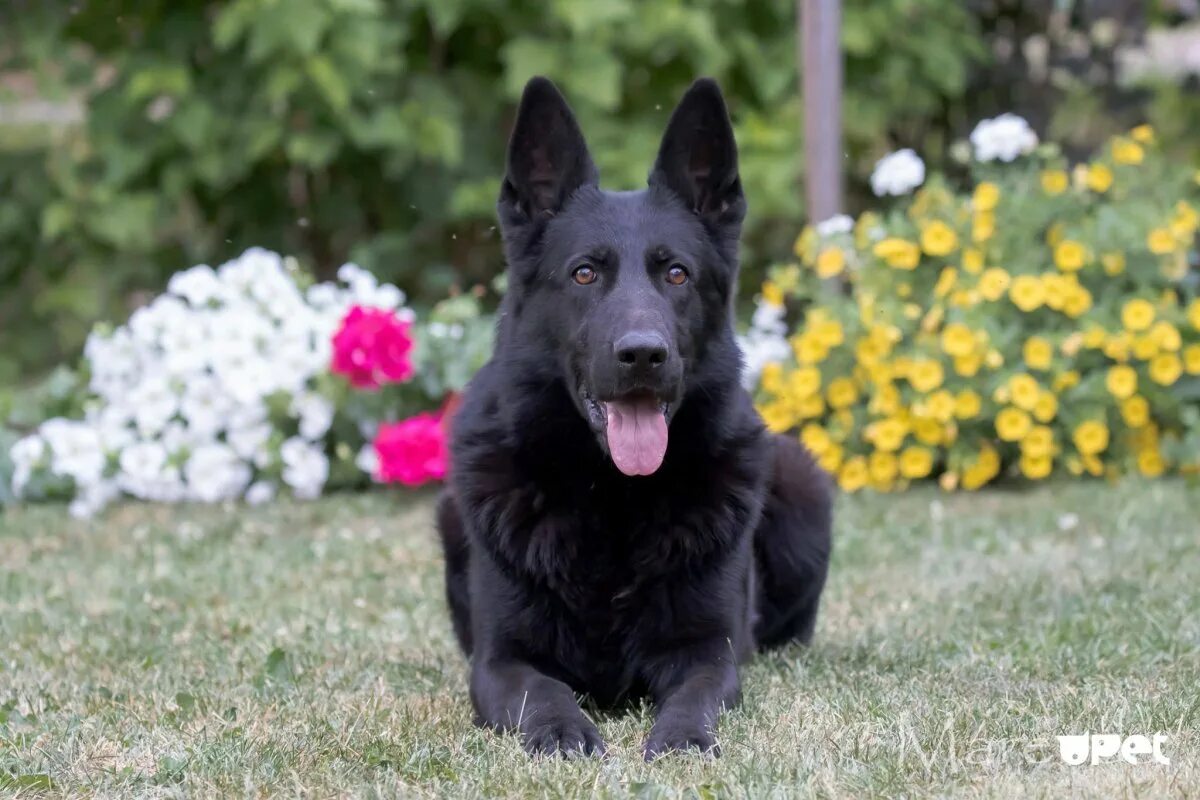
815, 214, 854, 238
870, 149, 925, 197
40, 419, 107, 485
69, 478, 119, 519
168, 264, 222, 307
970, 113, 1038, 162
9, 434, 47, 496
355, 444, 378, 477
292, 392, 334, 441
244, 481, 276, 506
184, 443, 251, 503
179, 376, 232, 437
128, 375, 179, 437
280, 437, 329, 500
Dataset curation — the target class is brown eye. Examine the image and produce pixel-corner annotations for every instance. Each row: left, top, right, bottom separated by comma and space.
572, 264, 597, 285
666, 264, 689, 285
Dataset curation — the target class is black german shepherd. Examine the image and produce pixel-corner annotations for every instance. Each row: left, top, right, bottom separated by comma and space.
436, 77, 832, 760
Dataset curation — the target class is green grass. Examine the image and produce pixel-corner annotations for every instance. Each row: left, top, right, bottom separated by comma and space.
1, 481, 1198, 798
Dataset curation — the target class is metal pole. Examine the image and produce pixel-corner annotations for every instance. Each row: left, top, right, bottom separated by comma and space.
799, 0, 843, 224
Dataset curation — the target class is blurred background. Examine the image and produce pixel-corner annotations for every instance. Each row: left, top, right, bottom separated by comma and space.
1, 0, 1198, 388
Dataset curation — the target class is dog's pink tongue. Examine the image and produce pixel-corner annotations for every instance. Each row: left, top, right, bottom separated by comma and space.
605, 397, 668, 476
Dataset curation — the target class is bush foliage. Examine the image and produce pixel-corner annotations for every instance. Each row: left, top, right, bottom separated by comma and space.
754, 125, 1200, 492
0, 0, 986, 381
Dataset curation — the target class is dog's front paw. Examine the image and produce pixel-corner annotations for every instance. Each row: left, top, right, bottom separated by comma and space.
643, 718, 719, 760
523, 714, 606, 758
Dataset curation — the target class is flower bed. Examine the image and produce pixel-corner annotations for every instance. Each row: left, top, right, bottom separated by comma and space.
744, 122, 1200, 492
7, 249, 491, 516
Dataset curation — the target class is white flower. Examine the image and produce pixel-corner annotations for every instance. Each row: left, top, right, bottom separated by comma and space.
128, 375, 179, 437
738, 332, 790, 390
167, 264, 221, 306
10, 434, 46, 496
180, 376, 232, 437
244, 481, 276, 506
280, 437, 329, 500
69, 479, 119, 519
184, 443, 251, 503
870, 149, 925, 197
355, 444, 378, 477
970, 113, 1038, 162
815, 214, 854, 237
750, 301, 787, 337
291, 393, 334, 441
40, 419, 107, 485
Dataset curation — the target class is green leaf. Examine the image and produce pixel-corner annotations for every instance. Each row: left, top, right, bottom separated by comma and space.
305, 56, 351, 112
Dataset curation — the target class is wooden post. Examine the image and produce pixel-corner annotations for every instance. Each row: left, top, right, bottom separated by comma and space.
798, 0, 843, 224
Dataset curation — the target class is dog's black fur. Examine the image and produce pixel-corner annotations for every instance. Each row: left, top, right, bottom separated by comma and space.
436, 77, 832, 759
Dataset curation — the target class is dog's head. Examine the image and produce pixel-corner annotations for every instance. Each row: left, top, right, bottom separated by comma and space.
496, 77, 746, 477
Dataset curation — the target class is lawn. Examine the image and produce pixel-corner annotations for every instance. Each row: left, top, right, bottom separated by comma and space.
1, 481, 1197, 798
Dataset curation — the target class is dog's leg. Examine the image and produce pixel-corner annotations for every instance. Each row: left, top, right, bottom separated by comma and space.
435, 490, 472, 654
753, 434, 833, 649
470, 658, 605, 757
642, 640, 740, 759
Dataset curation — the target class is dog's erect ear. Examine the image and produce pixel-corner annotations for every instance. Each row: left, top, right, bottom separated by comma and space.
649, 78, 744, 226
501, 77, 598, 221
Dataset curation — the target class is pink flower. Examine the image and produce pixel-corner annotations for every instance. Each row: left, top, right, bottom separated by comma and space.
331, 306, 415, 390
374, 412, 448, 486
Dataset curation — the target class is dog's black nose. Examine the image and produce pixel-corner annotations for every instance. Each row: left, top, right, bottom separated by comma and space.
614, 331, 669, 371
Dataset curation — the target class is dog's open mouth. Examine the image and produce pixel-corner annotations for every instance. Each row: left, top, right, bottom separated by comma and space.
583, 391, 670, 477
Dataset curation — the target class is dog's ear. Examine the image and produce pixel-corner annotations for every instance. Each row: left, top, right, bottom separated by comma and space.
649, 78, 745, 228
500, 77, 598, 223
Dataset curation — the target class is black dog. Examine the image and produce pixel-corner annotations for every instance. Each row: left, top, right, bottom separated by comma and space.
436, 77, 832, 760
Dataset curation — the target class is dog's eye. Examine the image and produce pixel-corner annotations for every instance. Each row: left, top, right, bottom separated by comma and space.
666, 265, 689, 286
572, 264, 597, 285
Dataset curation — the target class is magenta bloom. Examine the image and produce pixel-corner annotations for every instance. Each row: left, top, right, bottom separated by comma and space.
331, 306, 415, 389
374, 412, 448, 486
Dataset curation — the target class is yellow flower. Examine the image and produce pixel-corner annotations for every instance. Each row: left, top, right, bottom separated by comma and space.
979, 268, 1011, 302
1149, 353, 1182, 386
1053, 370, 1081, 392
797, 393, 826, 419
920, 221, 959, 257
1023, 337, 1053, 370
818, 443, 844, 474
1190, 300, 1200, 330
760, 281, 784, 307
933, 267, 957, 298
984, 349, 1004, 369
1121, 395, 1150, 428
1185, 344, 1200, 375
1020, 452, 1053, 480
925, 390, 956, 422
826, 377, 859, 409
815, 247, 846, 278
1151, 321, 1181, 352
972, 211, 995, 243
939, 471, 959, 492
1101, 252, 1126, 276
1021, 426, 1055, 458
1073, 420, 1110, 455
1008, 374, 1039, 411
908, 359, 945, 393
1121, 299, 1156, 332
941, 323, 976, 357
1147, 227, 1177, 255
1086, 163, 1114, 193
1131, 124, 1155, 144
1138, 448, 1166, 478
995, 407, 1032, 442
793, 227, 816, 263
1062, 286, 1093, 319
839, 456, 869, 492
1105, 332, 1132, 362
1040, 169, 1069, 195
1173, 201, 1199, 236
1106, 365, 1138, 399
954, 390, 982, 419
873, 237, 921, 270
1032, 391, 1058, 423
1009, 275, 1045, 312
789, 366, 822, 398
800, 424, 832, 455
760, 362, 785, 395
792, 333, 827, 365
912, 417, 946, 446
973, 182, 1000, 212
869, 451, 899, 485
954, 353, 982, 377
759, 400, 798, 433
1132, 335, 1159, 362
1053, 240, 1087, 271
1111, 137, 1144, 165
1046, 222, 1065, 248
962, 248, 984, 274
813, 319, 845, 348
899, 446, 934, 479
869, 418, 908, 453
